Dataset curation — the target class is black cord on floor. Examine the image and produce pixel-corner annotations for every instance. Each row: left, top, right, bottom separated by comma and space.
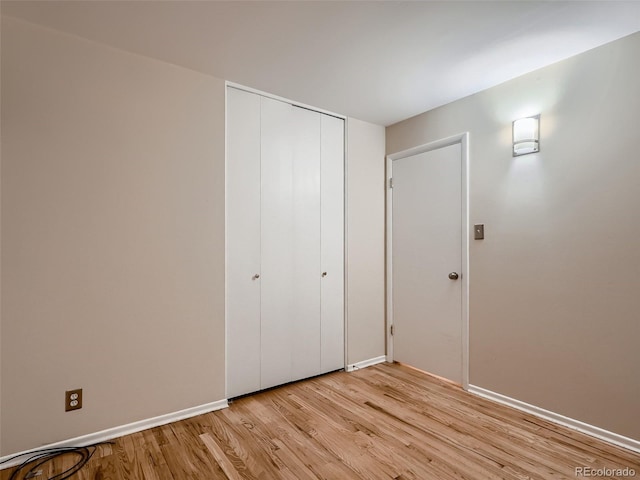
0, 442, 115, 480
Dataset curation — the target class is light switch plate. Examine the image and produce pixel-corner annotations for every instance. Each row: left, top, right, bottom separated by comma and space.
474, 224, 484, 240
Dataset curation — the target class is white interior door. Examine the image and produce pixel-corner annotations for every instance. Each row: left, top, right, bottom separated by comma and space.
226, 88, 262, 398
320, 114, 345, 373
261, 96, 295, 389
391, 142, 463, 384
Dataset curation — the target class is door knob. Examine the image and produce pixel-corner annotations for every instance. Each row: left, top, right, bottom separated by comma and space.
448, 272, 459, 280
252, 274, 260, 280
322, 272, 327, 277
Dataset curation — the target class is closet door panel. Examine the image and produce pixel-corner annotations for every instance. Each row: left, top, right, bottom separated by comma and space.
260, 97, 294, 389
227, 88, 262, 398
320, 115, 345, 373
291, 107, 322, 382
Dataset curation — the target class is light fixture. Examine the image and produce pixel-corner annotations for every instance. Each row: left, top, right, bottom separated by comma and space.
512, 114, 540, 156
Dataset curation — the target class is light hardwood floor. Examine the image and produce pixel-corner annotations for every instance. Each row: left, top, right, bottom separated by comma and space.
3, 363, 639, 479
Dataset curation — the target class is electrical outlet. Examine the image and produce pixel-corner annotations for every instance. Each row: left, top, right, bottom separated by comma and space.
65, 388, 83, 412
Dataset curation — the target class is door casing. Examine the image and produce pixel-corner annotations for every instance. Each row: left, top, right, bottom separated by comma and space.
385, 133, 470, 390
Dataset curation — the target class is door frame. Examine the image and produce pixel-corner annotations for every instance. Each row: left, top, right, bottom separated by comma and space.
385, 132, 470, 390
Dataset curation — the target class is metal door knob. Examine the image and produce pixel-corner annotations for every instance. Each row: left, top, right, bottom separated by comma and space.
253, 274, 260, 280
322, 272, 327, 277
448, 272, 459, 280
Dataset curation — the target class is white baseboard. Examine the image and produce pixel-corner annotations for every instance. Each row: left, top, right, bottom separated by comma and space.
468, 385, 640, 454
346, 355, 387, 372
0, 399, 228, 469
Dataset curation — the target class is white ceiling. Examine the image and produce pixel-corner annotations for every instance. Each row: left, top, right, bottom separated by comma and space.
3, 1, 640, 126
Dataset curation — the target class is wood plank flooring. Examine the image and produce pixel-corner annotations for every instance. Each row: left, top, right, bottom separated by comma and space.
3, 363, 639, 479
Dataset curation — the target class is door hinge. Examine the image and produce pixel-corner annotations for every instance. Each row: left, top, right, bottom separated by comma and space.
389, 178, 393, 189
390, 325, 394, 335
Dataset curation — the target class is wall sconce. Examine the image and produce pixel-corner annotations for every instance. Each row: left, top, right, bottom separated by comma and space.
512, 114, 540, 156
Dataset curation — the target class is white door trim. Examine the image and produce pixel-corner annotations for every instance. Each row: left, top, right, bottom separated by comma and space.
386, 132, 470, 390
226, 81, 346, 120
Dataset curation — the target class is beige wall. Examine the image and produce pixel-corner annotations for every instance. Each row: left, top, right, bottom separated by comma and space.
387, 32, 640, 440
1, 17, 226, 454
1, 17, 388, 455
346, 118, 386, 365
0, 8, 3, 456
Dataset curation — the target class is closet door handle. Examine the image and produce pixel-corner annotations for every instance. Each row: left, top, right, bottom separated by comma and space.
322, 272, 327, 277
253, 274, 260, 280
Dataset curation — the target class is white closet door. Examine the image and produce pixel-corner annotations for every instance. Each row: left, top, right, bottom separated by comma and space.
260, 97, 295, 389
290, 106, 322, 381
320, 115, 345, 373
227, 88, 261, 398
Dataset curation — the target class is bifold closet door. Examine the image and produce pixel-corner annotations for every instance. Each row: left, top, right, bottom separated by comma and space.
227, 88, 344, 397
290, 106, 321, 382
260, 96, 295, 389
226, 88, 261, 398
261, 99, 323, 389
320, 115, 345, 373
